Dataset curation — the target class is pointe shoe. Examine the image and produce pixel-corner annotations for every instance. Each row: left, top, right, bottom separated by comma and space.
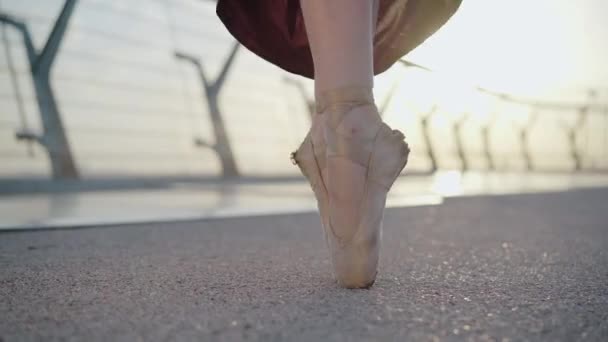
318, 86, 410, 289
290, 115, 330, 240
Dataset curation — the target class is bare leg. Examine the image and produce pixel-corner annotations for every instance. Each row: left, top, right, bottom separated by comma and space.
302, 0, 377, 93
301, 0, 381, 237
297, 0, 410, 288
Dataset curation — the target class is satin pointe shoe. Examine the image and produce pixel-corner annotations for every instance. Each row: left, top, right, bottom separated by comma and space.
317, 86, 410, 289
290, 114, 331, 240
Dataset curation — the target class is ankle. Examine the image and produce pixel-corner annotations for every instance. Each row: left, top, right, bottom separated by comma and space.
315, 86, 374, 115
315, 86, 381, 138
333, 104, 380, 138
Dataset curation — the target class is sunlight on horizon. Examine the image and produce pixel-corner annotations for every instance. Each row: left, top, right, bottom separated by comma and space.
403, 0, 608, 100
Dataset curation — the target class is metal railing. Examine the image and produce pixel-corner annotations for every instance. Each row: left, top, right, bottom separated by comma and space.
1, 0, 606, 180
396, 60, 607, 174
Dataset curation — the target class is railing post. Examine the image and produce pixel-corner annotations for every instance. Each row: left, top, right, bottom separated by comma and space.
175, 42, 241, 178
283, 77, 315, 122
453, 112, 470, 172
564, 91, 595, 171
420, 105, 439, 173
481, 112, 498, 171
518, 109, 539, 171
1, 22, 32, 156
1, 0, 79, 179
565, 106, 587, 171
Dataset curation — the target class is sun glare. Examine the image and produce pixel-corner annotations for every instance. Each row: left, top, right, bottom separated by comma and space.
404, 0, 586, 98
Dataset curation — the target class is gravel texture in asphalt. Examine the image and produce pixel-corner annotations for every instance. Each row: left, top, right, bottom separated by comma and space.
1, 188, 607, 341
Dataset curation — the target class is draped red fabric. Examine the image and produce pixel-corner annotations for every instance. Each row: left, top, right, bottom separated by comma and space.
216, 0, 462, 79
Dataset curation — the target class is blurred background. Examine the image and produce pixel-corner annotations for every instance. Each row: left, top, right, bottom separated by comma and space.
0, 0, 607, 227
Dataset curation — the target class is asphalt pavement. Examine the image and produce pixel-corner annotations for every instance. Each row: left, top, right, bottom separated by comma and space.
1, 187, 607, 341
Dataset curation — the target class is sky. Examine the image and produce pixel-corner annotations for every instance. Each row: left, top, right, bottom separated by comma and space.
406, 0, 608, 101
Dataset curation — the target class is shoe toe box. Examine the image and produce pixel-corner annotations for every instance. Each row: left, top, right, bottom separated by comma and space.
331, 231, 380, 289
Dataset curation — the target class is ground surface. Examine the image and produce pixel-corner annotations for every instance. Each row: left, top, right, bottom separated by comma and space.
1, 188, 607, 341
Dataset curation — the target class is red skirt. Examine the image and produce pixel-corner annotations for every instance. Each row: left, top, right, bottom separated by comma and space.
216, 0, 462, 79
